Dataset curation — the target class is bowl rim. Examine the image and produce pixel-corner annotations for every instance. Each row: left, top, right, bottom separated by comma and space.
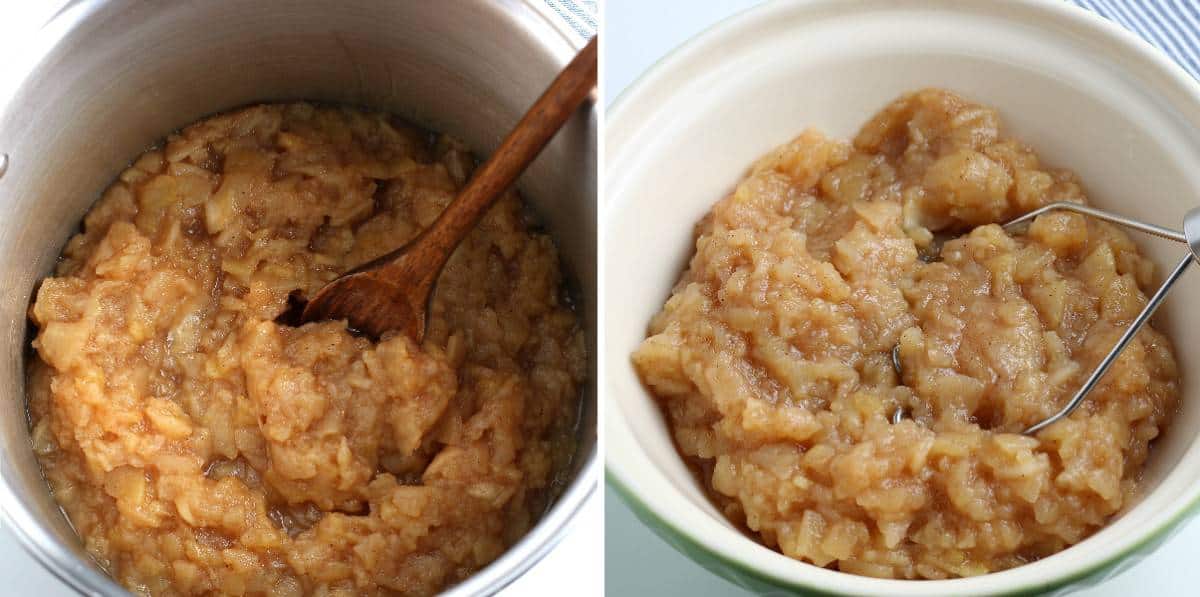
0, 1, 598, 596
604, 0, 1200, 594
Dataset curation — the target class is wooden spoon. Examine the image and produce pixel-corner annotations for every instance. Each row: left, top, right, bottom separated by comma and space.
294, 37, 597, 340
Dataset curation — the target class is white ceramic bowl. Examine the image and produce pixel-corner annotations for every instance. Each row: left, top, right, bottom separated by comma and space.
605, 0, 1200, 594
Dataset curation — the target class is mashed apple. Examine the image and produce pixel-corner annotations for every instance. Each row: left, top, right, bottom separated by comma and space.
633, 89, 1178, 578
29, 104, 585, 595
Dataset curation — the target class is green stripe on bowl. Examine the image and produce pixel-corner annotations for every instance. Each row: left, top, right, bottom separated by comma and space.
606, 468, 1200, 596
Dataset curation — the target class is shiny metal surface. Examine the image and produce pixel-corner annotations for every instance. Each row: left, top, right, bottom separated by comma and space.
1185, 206, 1200, 263
0, 2, 597, 596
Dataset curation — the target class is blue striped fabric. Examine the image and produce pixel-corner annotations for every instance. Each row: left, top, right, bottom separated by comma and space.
547, 2, 1195, 75
543, 0, 597, 38
1075, 0, 1200, 79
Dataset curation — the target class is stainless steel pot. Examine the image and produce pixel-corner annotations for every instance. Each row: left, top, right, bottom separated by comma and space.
0, 1, 597, 595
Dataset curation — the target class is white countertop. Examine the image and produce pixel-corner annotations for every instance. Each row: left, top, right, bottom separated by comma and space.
0, 2, 600, 596
603, 0, 1200, 595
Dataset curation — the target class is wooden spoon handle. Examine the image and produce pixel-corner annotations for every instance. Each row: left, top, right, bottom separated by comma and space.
297, 38, 597, 340
416, 36, 597, 262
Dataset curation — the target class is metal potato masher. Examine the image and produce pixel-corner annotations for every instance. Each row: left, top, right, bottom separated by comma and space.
891, 201, 1200, 435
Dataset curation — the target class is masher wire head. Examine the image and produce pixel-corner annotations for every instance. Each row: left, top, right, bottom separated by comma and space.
890, 201, 1200, 435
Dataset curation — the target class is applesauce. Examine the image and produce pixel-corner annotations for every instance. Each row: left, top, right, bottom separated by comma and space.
28, 104, 586, 595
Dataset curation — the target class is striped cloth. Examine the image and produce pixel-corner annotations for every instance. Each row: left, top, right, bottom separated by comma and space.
543, 0, 597, 38
1075, 0, 1200, 78
543, 2, 1197, 77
